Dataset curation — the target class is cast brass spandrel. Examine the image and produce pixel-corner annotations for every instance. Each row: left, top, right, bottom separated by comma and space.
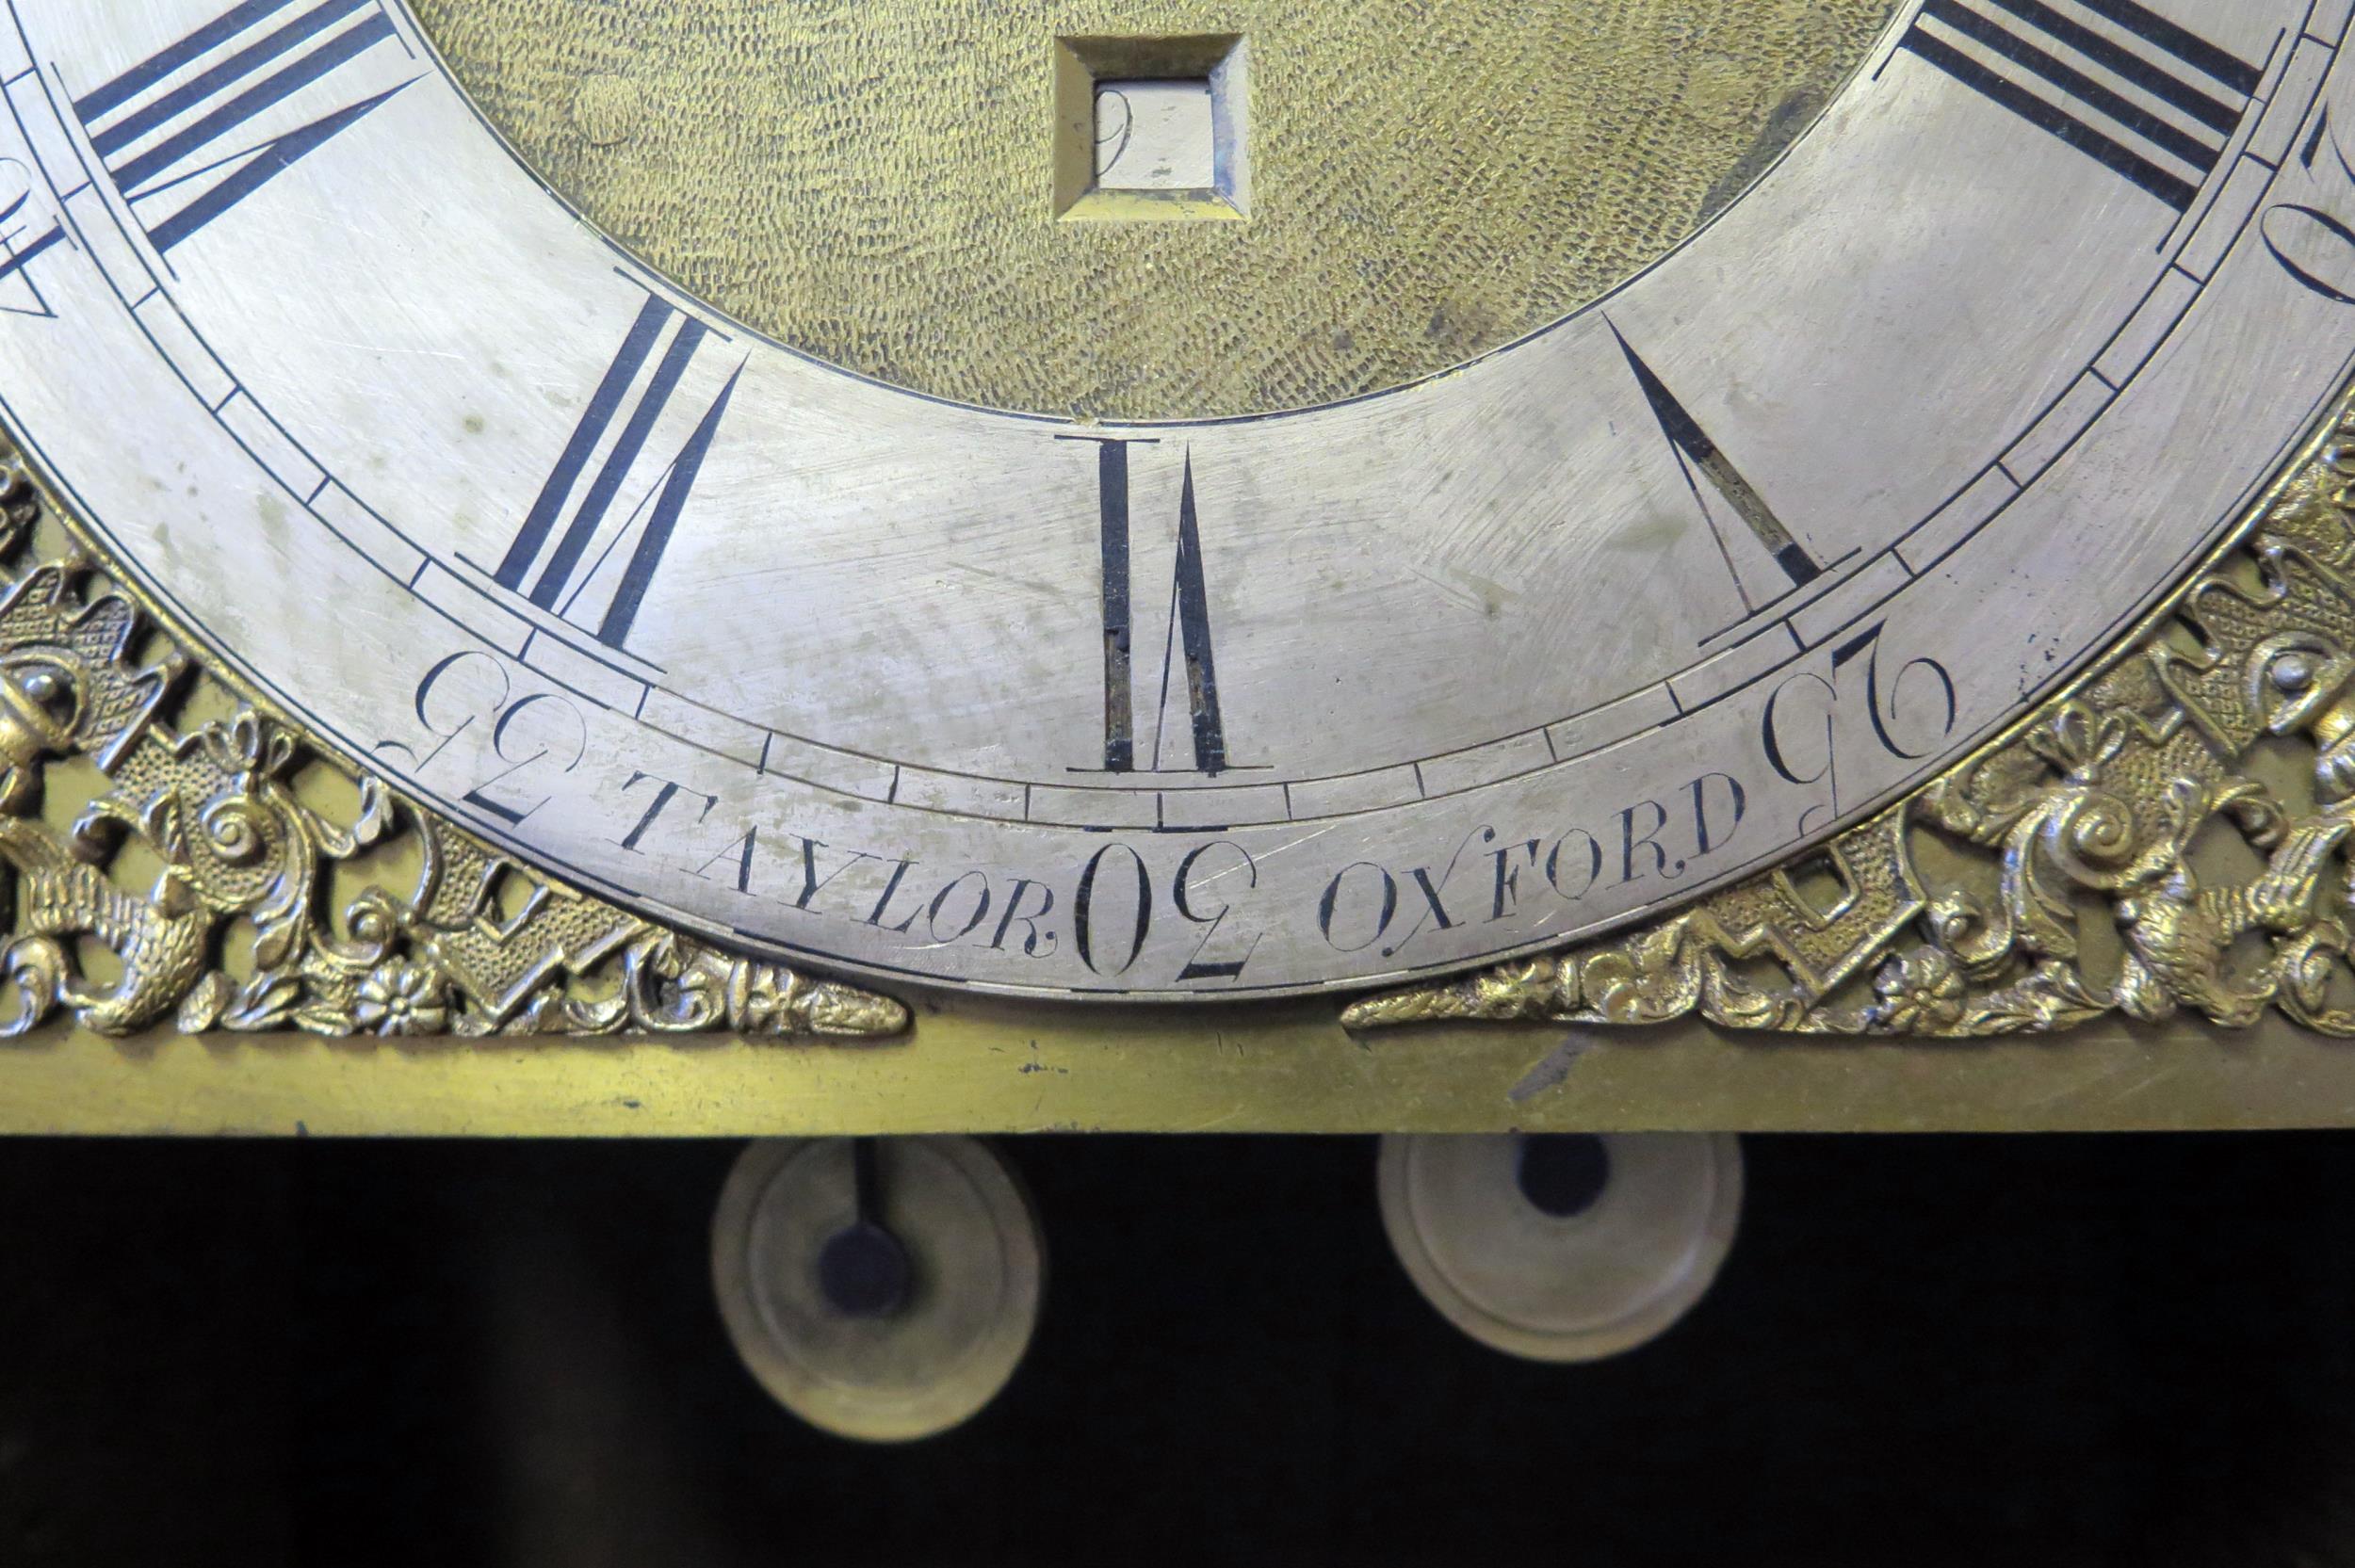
1349, 399, 2355, 1043
0, 460, 905, 1044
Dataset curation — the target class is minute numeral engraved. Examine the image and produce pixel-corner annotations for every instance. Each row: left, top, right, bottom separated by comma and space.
1065, 436, 1232, 776
71, 0, 414, 255
1899, 0, 2263, 213
490, 294, 742, 653
2261, 112, 2355, 305
1610, 324, 1822, 608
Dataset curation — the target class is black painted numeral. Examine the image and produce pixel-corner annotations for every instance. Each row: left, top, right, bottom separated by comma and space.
1166, 455, 1227, 776
1610, 324, 1821, 608
73, 0, 415, 254
494, 294, 742, 651
1088, 439, 1137, 771
1066, 437, 1231, 775
1899, 0, 2262, 212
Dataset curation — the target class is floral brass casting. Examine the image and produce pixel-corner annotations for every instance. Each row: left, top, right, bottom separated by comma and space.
22, 401, 2355, 1045
1346, 411, 2355, 1039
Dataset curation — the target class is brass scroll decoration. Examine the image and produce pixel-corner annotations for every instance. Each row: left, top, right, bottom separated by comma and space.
1346, 412, 2355, 1038
0, 465, 906, 1042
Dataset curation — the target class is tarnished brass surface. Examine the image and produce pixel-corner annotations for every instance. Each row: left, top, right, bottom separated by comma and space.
1350, 396, 2355, 1043
409, 0, 1897, 419
7, 0, 2354, 1130
8, 1007, 2355, 1135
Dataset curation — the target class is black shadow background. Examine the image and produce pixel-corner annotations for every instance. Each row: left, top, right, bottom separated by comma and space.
2, 1132, 2352, 1566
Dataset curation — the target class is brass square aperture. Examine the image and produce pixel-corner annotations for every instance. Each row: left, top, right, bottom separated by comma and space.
1053, 35, 1248, 221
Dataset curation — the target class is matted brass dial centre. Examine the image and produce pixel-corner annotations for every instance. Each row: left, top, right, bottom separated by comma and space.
411, 0, 1896, 417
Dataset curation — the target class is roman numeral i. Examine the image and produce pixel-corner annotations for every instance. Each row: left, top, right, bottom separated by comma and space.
73, 0, 415, 255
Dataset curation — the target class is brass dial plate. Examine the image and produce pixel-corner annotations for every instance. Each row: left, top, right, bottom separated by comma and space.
0, 0, 2347, 1007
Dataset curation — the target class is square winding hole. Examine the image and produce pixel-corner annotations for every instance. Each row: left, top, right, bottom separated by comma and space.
1096, 79, 1214, 190
1054, 35, 1248, 221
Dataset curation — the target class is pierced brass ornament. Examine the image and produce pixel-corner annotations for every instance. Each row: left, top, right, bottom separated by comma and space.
0, 457, 904, 1043
1347, 399, 2355, 1041
17, 392, 2355, 1053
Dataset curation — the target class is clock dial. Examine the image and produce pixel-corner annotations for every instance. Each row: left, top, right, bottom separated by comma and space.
0, 0, 2346, 1001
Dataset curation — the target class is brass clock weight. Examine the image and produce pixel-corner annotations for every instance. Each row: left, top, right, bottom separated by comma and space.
1, 0, 2349, 1435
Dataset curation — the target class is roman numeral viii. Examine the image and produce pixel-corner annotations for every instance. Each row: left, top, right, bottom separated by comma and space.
491, 294, 743, 652
1064, 436, 1231, 776
73, 0, 416, 255
1899, 0, 2264, 212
